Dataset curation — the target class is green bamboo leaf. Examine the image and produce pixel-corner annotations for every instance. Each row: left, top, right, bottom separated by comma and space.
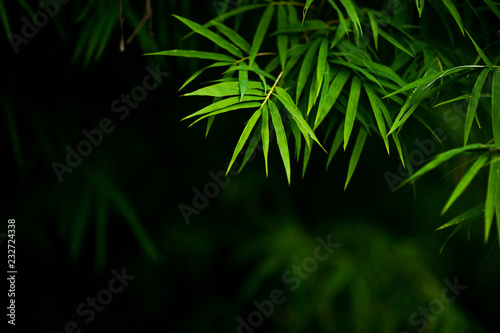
326, 122, 345, 170
330, 59, 384, 90
464, 69, 489, 145
308, 72, 320, 115
249, 5, 275, 66
344, 76, 361, 150
179, 62, 233, 92
437, 202, 484, 253
173, 15, 242, 58
345, 127, 368, 189
315, 69, 351, 129
277, 5, 288, 70
338, 0, 362, 40
274, 87, 324, 150
378, 98, 405, 167
383, 65, 484, 99
213, 21, 252, 54
226, 109, 262, 175
441, 155, 488, 215
261, 103, 270, 176
271, 20, 328, 35
415, 0, 425, 17
367, 11, 379, 50
239, 65, 248, 101
328, 0, 349, 39
465, 29, 493, 70
437, 202, 485, 230
145, 49, 236, 62
224, 64, 277, 81
493, 68, 500, 144
483, 0, 500, 19
183, 81, 266, 97
303, 0, 314, 23
441, 0, 464, 35
289, 114, 302, 161
317, 38, 329, 93
206, 116, 215, 137
364, 84, 390, 154
378, 29, 414, 57
398, 143, 499, 189
433, 94, 492, 108
302, 145, 313, 179
485, 155, 500, 242
190, 101, 263, 126
238, 128, 262, 172
297, 38, 322, 103
269, 100, 291, 184
183, 95, 263, 120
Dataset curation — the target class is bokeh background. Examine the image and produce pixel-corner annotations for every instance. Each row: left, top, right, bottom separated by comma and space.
2, 1, 499, 332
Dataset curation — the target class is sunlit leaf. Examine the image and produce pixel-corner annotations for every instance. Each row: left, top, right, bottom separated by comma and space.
249, 5, 275, 66
269, 100, 291, 184
485, 155, 500, 242
344, 76, 361, 150
345, 127, 368, 189
464, 68, 489, 145
145, 49, 236, 62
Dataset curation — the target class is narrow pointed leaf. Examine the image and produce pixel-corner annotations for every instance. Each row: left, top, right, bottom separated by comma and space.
173, 15, 242, 58
317, 38, 329, 92
485, 155, 500, 242
238, 129, 262, 172
213, 21, 252, 54
415, 0, 425, 17
277, 5, 288, 70
179, 62, 233, 91
465, 29, 493, 70
326, 122, 345, 169
183, 81, 266, 97
367, 11, 379, 50
274, 87, 324, 150
239, 66, 248, 101
183, 96, 263, 120
464, 68, 489, 145
145, 49, 236, 62
226, 109, 262, 175
303, 0, 314, 23
344, 76, 361, 150
441, 0, 464, 35
249, 5, 275, 66
315, 69, 351, 129
345, 127, 368, 189
261, 103, 270, 176
269, 100, 291, 184
437, 203, 483, 253
364, 84, 389, 154
190, 102, 263, 126
492, 68, 500, 144
338, 0, 362, 39
442, 155, 488, 215
297, 38, 322, 103
378, 29, 414, 57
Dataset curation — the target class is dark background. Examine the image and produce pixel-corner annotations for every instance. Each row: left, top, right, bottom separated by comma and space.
1, 1, 499, 332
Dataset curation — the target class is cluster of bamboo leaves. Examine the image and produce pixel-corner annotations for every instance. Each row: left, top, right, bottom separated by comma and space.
147, 0, 500, 247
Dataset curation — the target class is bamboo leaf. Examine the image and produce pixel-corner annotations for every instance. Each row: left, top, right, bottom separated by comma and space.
183, 95, 263, 120
326, 122, 345, 170
213, 21, 252, 54
442, 155, 488, 215
378, 29, 414, 57
189, 101, 263, 126
269, 100, 291, 184
367, 10, 379, 50
145, 49, 236, 62
317, 38, 329, 93
183, 81, 266, 97
249, 5, 275, 66
173, 15, 242, 58
493, 68, 500, 144
364, 84, 389, 154
464, 68, 489, 145
315, 69, 351, 129
179, 62, 233, 92
465, 29, 493, 70
483, 0, 500, 19
274, 86, 324, 150
297, 38, 322, 103
344, 76, 361, 150
226, 109, 262, 175
261, 102, 270, 176
485, 155, 500, 242
338, 0, 362, 40
345, 127, 368, 189
441, 0, 464, 35
224, 64, 277, 81
303, 0, 314, 23
398, 143, 499, 189
277, 5, 288, 70
415, 0, 425, 17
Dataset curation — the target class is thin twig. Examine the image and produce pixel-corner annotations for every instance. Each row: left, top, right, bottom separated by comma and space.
126, 0, 153, 45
